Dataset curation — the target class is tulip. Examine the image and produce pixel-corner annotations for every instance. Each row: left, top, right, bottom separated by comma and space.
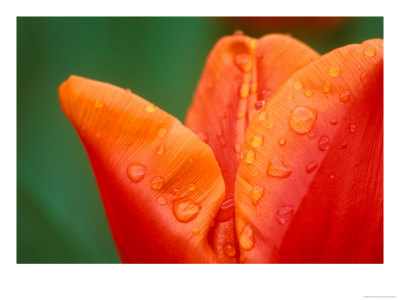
59, 33, 383, 263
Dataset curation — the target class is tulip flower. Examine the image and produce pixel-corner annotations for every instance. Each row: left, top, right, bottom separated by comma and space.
59, 33, 383, 263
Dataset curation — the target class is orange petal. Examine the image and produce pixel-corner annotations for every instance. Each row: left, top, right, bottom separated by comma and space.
185, 34, 319, 262
235, 39, 383, 263
59, 75, 225, 263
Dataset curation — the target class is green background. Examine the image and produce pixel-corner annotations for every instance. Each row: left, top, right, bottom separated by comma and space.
17, 17, 383, 263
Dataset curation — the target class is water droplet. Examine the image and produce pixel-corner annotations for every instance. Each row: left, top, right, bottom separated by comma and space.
188, 183, 196, 192
94, 101, 104, 108
239, 224, 254, 250
197, 132, 208, 143
360, 72, 367, 81
250, 185, 264, 206
223, 243, 236, 257
329, 118, 338, 125
308, 132, 316, 139
251, 135, 264, 148
293, 80, 303, 89
289, 106, 318, 135
323, 82, 331, 93
279, 138, 286, 146
234, 53, 252, 73
173, 199, 201, 223
146, 104, 156, 112
157, 128, 167, 137
305, 160, 318, 173
234, 29, 243, 36
267, 157, 292, 178
240, 83, 250, 98
363, 46, 376, 57
339, 90, 351, 103
349, 123, 356, 133
328, 66, 341, 77
304, 90, 313, 97
254, 100, 265, 111
234, 143, 242, 153
156, 196, 167, 205
318, 135, 330, 151
126, 88, 132, 93
341, 140, 348, 149
127, 163, 146, 183
157, 144, 165, 155
258, 111, 268, 121
287, 93, 293, 100
218, 135, 227, 147
245, 149, 255, 163
330, 173, 335, 179
276, 206, 294, 225
266, 122, 275, 129
150, 176, 164, 190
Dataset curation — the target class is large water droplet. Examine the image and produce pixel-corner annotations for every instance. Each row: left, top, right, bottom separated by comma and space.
363, 46, 376, 57
250, 185, 264, 206
328, 66, 341, 77
339, 91, 351, 103
267, 157, 292, 178
173, 199, 201, 223
276, 206, 294, 225
289, 106, 318, 135
215, 198, 235, 222
234, 53, 252, 73
318, 135, 330, 151
305, 160, 318, 173
245, 149, 255, 163
150, 176, 164, 190
127, 163, 146, 183
251, 135, 264, 148
239, 224, 254, 250
223, 243, 236, 257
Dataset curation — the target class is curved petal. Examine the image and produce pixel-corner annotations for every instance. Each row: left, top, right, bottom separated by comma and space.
59, 76, 225, 263
235, 39, 383, 263
185, 34, 319, 262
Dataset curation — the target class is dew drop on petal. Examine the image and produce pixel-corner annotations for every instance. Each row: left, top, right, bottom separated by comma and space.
289, 106, 318, 135
239, 224, 254, 250
276, 206, 294, 225
223, 243, 236, 257
318, 135, 330, 151
267, 157, 292, 178
308, 132, 316, 139
251, 135, 264, 147
323, 82, 331, 93
94, 101, 104, 108
339, 90, 351, 103
146, 104, 156, 112
328, 66, 341, 77
266, 122, 275, 129
258, 111, 268, 121
188, 183, 196, 192
250, 185, 264, 206
305, 160, 318, 173
349, 123, 356, 133
150, 176, 164, 190
172, 199, 201, 223
279, 138, 286, 146
245, 149, 255, 163
127, 163, 146, 183
156, 196, 167, 205
192, 228, 200, 235
360, 72, 367, 81
304, 90, 313, 97
157, 128, 167, 137
293, 80, 303, 89
341, 140, 348, 149
254, 100, 265, 111
363, 46, 376, 57
157, 144, 165, 155
329, 118, 338, 125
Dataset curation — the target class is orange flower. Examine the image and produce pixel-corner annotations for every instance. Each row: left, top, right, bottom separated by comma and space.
59, 34, 383, 263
